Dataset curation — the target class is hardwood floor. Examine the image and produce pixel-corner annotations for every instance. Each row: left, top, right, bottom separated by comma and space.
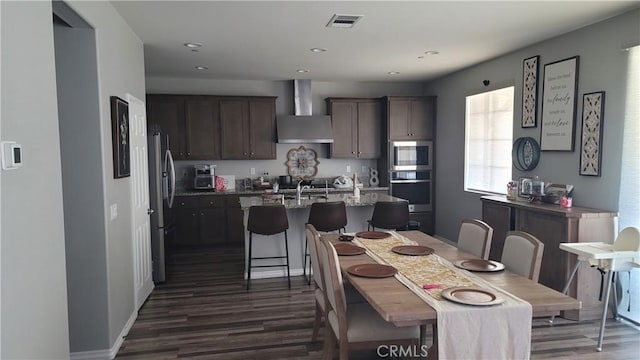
116, 246, 640, 359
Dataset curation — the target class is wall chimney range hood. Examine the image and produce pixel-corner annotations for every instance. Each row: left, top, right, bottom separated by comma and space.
277, 79, 333, 144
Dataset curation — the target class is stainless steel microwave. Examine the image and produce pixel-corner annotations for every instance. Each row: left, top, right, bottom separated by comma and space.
390, 141, 432, 171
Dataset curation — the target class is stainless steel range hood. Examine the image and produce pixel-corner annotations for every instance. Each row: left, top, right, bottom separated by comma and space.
277, 79, 333, 143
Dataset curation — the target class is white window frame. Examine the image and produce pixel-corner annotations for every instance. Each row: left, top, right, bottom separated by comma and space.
464, 84, 515, 195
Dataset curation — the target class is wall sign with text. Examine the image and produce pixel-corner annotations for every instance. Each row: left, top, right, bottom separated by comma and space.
540, 56, 579, 151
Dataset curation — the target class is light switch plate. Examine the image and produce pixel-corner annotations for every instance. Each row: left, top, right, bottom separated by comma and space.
110, 204, 118, 220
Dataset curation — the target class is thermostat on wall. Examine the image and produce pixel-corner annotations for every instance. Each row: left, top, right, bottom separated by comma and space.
1, 141, 23, 170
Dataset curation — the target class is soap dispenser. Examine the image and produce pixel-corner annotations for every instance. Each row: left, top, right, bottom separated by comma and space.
353, 173, 360, 198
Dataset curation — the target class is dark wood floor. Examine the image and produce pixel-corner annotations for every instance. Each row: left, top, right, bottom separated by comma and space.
116, 246, 640, 359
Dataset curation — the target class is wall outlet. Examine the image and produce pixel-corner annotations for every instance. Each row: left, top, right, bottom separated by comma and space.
110, 204, 118, 221
346, 165, 351, 173
250, 168, 256, 175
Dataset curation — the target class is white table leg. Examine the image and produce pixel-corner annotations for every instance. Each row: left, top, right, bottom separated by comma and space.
597, 269, 614, 351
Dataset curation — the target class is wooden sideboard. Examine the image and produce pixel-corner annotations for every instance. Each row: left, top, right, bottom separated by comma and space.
481, 195, 618, 320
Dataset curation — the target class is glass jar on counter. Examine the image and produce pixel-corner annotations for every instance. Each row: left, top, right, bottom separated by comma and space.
507, 180, 518, 200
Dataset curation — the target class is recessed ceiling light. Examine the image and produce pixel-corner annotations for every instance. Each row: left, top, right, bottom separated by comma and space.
310, 48, 327, 53
195, 66, 208, 70
388, 71, 400, 75
184, 42, 203, 48
296, 69, 310, 73
424, 50, 440, 55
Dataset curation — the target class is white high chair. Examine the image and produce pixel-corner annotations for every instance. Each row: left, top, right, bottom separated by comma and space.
558, 226, 640, 351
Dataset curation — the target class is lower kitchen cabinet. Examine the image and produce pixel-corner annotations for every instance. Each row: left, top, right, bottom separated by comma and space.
174, 196, 226, 245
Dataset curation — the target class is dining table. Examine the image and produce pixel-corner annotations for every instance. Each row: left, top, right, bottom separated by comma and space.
323, 230, 582, 358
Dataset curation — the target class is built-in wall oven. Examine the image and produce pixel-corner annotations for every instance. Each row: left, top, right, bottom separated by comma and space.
389, 141, 432, 212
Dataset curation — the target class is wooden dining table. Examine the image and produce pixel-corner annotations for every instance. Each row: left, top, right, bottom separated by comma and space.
323, 230, 582, 338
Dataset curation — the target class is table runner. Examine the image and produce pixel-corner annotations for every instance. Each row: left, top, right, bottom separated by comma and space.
351, 232, 532, 360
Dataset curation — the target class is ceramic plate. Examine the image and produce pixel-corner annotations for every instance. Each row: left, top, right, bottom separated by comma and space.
346, 264, 397, 278
441, 287, 505, 306
334, 243, 366, 256
391, 245, 434, 256
355, 231, 391, 239
453, 259, 505, 272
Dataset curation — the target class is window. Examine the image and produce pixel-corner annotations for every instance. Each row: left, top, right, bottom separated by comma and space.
464, 86, 514, 194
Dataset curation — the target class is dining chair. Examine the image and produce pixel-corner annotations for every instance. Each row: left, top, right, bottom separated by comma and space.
367, 201, 410, 231
304, 201, 348, 284
501, 231, 544, 282
319, 238, 419, 359
306, 224, 365, 343
246, 205, 290, 290
456, 219, 494, 260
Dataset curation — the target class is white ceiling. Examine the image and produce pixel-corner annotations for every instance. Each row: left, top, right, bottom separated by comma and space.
111, 1, 639, 82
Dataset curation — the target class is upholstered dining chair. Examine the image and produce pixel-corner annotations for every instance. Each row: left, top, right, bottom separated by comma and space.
304, 201, 348, 284
367, 201, 410, 231
501, 231, 545, 282
319, 238, 420, 359
306, 224, 365, 343
456, 219, 494, 260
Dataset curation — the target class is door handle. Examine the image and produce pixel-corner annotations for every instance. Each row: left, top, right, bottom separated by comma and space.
147, 208, 155, 215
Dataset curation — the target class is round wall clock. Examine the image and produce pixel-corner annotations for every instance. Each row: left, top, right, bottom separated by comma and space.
512, 137, 540, 171
285, 146, 319, 180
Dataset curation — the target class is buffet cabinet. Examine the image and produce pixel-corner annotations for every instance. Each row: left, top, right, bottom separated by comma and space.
481, 195, 617, 320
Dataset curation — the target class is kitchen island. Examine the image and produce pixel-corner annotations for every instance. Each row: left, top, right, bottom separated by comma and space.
239, 192, 407, 279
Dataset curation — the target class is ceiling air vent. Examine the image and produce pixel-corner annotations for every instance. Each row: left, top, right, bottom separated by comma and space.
326, 14, 363, 28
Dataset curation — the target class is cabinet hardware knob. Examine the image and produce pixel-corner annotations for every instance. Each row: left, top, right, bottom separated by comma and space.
201, 213, 204, 216
209, 202, 214, 205
187, 152, 191, 156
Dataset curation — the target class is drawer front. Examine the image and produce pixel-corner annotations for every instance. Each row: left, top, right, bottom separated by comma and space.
175, 196, 199, 208
198, 196, 226, 208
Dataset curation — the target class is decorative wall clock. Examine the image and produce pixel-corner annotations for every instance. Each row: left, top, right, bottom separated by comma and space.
286, 146, 318, 180
512, 136, 540, 171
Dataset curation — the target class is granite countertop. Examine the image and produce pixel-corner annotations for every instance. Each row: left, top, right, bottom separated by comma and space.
239, 192, 404, 210
176, 186, 389, 197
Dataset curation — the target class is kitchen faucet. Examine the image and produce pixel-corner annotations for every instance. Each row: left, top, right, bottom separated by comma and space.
296, 180, 311, 200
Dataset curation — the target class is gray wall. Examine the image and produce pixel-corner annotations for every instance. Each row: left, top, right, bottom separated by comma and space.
424, 9, 640, 241
1, 1, 70, 358
65, 0, 147, 351
146, 78, 424, 187
54, 19, 109, 351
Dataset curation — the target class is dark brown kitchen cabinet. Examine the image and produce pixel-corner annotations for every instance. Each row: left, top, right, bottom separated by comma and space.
386, 96, 435, 140
146, 94, 221, 160
326, 98, 382, 159
173, 196, 226, 246
481, 195, 617, 320
220, 97, 276, 160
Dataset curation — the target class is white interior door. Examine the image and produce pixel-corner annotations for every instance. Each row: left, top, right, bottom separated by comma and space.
128, 93, 154, 310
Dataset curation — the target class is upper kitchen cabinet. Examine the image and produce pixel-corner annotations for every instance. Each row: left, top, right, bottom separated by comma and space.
386, 96, 436, 140
146, 94, 186, 158
220, 96, 277, 160
146, 94, 221, 160
326, 98, 382, 159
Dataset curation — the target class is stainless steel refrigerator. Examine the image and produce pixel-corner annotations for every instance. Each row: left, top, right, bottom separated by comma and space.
148, 128, 176, 283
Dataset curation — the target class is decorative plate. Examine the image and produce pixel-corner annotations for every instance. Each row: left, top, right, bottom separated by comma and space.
512, 137, 540, 171
346, 264, 397, 278
391, 245, 434, 256
453, 259, 505, 272
286, 146, 318, 180
441, 287, 505, 306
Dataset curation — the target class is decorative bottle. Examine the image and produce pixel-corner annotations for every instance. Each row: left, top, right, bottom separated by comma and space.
353, 173, 360, 198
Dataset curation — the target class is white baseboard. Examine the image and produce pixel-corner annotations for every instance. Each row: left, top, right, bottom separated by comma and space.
70, 310, 137, 360
246, 268, 304, 279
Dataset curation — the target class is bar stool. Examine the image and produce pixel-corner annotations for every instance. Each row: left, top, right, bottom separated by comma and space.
367, 201, 410, 231
247, 205, 290, 290
304, 201, 347, 284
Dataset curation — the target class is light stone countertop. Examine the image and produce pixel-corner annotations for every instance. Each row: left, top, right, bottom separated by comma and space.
239, 192, 405, 210
176, 186, 389, 197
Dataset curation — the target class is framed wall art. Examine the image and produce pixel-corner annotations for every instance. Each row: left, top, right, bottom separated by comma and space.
111, 96, 130, 178
521, 55, 539, 128
540, 56, 580, 151
579, 91, 605, 176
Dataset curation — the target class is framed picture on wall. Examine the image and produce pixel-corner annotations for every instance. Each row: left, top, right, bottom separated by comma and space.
579, 91, 605, 176
540, 56, 580, 151
111, 96, 130, 178
522, 55, 539, 128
